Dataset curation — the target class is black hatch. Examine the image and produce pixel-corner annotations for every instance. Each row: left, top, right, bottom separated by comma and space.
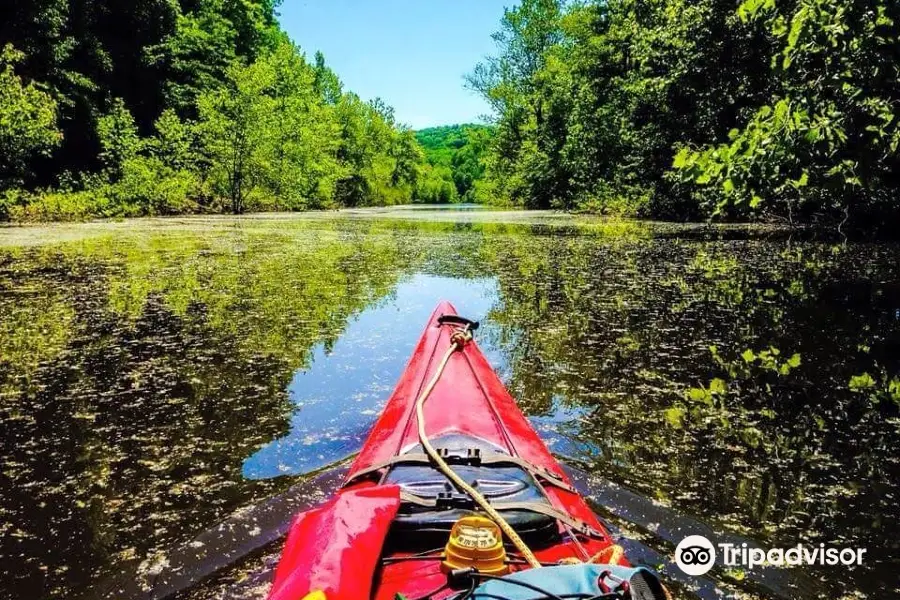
382, 434, 561, 548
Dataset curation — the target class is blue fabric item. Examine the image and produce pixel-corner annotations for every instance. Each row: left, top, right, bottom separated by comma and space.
471, 564, 657, 599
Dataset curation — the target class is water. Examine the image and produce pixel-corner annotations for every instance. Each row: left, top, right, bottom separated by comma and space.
243, 273, 499, 479
0, 211, 897, 600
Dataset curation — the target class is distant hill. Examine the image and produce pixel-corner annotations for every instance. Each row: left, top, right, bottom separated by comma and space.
414, 125, 493, 203
416, 124, 493, 163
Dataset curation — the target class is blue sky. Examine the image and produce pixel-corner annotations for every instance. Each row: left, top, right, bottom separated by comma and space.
278, 1, 509, 130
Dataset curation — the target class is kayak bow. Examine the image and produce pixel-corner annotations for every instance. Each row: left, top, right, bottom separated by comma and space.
268, 301, 667, 600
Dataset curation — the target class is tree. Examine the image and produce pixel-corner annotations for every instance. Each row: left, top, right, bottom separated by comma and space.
675, 0, 900, 228
1, 0, 180, 178
466, 0, 568, 208
466, 0, 565, 115
0, 0, 460, 219
470, 0, 900, 226
312, 51, 342, 105
416, 164, 459, 204
415, 125, 492, 201
198, 58, 277, 213
391, 129, 423, 189
0, 45, 61, 191
150, 3, 242, 116
471, 0, 778, 213
152, 108, 201, 173
332, 94, 414, 207
96, 98, 143, 179
262, 39, 341, 208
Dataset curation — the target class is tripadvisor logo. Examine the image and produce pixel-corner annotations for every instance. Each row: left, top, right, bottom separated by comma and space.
674, 535, 867, 576
675, 535, 716, 576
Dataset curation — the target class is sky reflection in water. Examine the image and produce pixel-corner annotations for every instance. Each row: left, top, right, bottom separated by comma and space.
243, 274, 503, 478
244, 273, 596, 479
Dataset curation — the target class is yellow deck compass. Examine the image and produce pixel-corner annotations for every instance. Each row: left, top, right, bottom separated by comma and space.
441, 515, 509, 575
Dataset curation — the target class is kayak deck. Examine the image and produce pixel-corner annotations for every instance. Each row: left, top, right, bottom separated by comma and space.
349, 302, 622, 599
271, 301, 625, 600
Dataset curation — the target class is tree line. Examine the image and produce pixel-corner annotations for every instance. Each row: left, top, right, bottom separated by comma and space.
469, 0, 900, 230
0, 0, 449, 220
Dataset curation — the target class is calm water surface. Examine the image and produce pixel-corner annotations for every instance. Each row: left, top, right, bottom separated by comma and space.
0, 210, 897, 599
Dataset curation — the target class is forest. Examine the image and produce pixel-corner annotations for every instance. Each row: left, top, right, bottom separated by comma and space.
416, 125, 493, 203
0, 0, 448, 220
469, 0, 900, 230
2, 0, 899, 230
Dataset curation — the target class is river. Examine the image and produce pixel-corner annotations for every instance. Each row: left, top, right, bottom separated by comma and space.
0, 207, 897, 599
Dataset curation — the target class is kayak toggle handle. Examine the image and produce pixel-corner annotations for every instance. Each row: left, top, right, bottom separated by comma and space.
437, 314, 480, 331
435, 447, 483, 466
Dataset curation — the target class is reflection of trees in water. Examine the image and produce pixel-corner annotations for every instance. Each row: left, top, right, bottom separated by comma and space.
482, 236, 900, 597
0, 292, 294, 598
0, 227, 419, 599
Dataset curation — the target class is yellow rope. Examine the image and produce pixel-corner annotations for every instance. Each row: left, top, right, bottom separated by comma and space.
414, 328, 542, 569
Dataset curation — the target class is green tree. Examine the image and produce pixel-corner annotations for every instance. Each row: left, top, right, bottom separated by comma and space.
674, 0, 900, 228
312, 51, 343, 105
391, 128, 423, 191
416, 164, 459, 204
0, 45, 61, 192
466, 0, 569, 207
466, 0, 564, 115
150, 2, 242, 116
471, 0, 777, 212
1, 0, 179, 177
471, 0, 900, 227
0, 0, 505, 219
152, 108, 201, 173
97, 98, 143, 179
333, 94, 412, 207
198, 57, 277, 213
262, 39, 342, 208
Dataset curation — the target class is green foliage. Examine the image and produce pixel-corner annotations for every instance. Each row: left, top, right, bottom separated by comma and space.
467, 0, 571, 208
677, 345, 806, 453
663, 406, 685, 428
112, 157, 201, 216
0, 0, 425, 220
472, 0, 900, 227
8, 0, 899, 227
416, 164, 459, 204
151, 0, 281, 115
312, 51, 342, 105
153, 109, 200, 172
330, 95, 421, 208
1, 0, 182, 176
191, 40, 420, 214
849, 372, 877, 391
415, 125, 493, 202
673, 0, 900, 225
198, 55, 279, 213
6, 189, 112, 222
710, 344, 802, 380
849, 370, 900, 407
470, 0, 773, 212
97, 98, 144, 178
0, 45, 61, 195
150, 2, 243, 115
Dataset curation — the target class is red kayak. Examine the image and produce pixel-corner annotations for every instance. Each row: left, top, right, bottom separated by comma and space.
267, 302, 668, 600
